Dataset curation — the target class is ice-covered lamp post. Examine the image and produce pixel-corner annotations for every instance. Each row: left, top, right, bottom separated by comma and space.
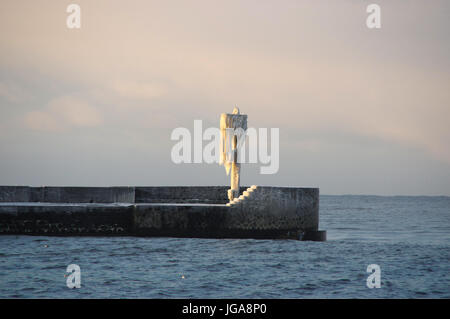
220, 107, 247, 201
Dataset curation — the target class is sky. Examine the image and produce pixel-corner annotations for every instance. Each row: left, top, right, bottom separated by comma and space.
0, 0, 449, 195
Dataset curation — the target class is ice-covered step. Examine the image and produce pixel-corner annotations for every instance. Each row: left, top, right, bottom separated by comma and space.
227, 185, 259, 207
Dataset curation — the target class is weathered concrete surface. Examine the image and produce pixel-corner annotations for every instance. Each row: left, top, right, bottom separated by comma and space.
135, 186, 247, 204
0, 186, 325, 240
0, 186, 32, 202
301, 230, 327, 241
132, 198, 311, 239
0, 186, 135, 203
0, 203, 134, 235
227, 187, 319, 231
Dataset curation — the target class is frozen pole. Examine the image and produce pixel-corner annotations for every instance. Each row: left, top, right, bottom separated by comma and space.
220, 106, 247, 201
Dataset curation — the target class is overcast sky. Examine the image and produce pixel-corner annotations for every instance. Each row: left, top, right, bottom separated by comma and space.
1, 0, 449, 195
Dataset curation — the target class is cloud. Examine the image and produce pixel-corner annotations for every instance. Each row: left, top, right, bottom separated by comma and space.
109, 80, 168, 101
23, 111, 60, 132
0, 81, 29, 103
24, 96, 103, 131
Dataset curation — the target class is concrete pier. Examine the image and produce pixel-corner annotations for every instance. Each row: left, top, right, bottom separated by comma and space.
0, 186, 326, 240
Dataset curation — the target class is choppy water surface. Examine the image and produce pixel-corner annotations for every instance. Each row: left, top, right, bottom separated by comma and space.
1, 195, 449, 298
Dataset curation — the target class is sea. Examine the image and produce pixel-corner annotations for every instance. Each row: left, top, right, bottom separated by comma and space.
0, 195, 449, 298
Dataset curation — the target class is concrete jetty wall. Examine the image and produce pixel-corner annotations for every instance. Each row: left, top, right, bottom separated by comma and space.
135, 186, 240, 204
0, 186, 135, 203
0, 186, 325, 240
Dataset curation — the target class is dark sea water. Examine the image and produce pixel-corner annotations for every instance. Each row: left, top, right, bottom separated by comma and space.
1, 195, 449, 298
